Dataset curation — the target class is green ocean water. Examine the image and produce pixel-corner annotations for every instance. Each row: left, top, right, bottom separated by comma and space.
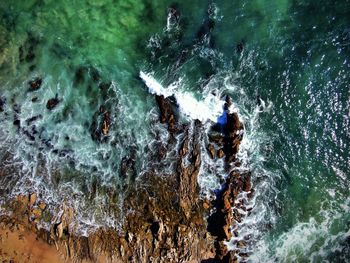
0, 0, 349, 262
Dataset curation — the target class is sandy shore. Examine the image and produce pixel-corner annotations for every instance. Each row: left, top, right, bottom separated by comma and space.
0, 224, 65, 263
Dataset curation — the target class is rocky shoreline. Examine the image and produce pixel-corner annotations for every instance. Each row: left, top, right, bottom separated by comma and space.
0, 94, 252, 263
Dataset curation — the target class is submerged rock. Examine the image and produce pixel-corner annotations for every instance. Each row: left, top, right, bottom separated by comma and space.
90, 67, 101, 83
0, 96, 5, 112
101, 111, 110, 135
90, 105, 112, 142
236, 40, 245, 54
25, 115, 42, 125
207, 143, 216, 159
46, 96, 60, 110
23, 129, 36, 141
74, 66, 88, 86
13, 119, 20, 129
19, 33, 40, 64
28, 78, 42, 92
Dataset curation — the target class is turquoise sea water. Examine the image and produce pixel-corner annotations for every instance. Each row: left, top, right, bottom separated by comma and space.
0, 0, 349, 261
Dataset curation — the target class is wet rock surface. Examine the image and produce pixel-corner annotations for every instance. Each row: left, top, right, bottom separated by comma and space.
0, 94, 251, 262
0, 96, 5, 112
46, 95, 60, 110
90, 105, 112, 142
204, 97, 250, 262
155, 95, 177, 134
28, 77, 42, 92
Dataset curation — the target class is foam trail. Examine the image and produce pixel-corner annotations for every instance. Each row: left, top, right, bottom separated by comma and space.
140, 71, 225, 123
139, 71, 172, 97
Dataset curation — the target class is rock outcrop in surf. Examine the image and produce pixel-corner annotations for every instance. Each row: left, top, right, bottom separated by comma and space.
0, 88, 251, 262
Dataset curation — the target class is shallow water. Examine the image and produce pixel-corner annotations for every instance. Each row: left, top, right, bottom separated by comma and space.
0, 0, 349, 261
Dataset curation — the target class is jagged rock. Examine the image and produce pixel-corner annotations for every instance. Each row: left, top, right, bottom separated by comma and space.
30, 208, 42, 219
28, 78, 42, 92
16, 195, 29, 207
74, 66, 88, 86
90, 106, 111, 142
0, 97, 4, 112
224, 112, 243, 163
236, 40, 245, 54
46, 96, 60, 110
204, 100, 253, 262
207, 144, 216, 159
203, 199, 210, 210
155, 95, 176, 133
56, 222, 64, 239
217, 148, 225, 158
29, 193, 37, 206
39, 202, 46, 210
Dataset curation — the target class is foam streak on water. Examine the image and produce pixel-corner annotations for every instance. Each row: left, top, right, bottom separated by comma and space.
139, 71, 225, 123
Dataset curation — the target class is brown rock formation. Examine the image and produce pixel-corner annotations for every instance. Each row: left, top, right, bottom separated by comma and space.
204, 102, 251, 262
46, 95, 60, 110
0, 94, 251, 262
155, 95, 177, 133
207, 144, 216, 159
28, 78, 42, 92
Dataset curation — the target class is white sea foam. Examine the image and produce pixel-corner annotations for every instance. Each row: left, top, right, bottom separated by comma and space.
140, 71, 225, 123
140, 69, 277, 259
250, 198, 350, 262
0, 71, 159, 234
141, 68, 281, 262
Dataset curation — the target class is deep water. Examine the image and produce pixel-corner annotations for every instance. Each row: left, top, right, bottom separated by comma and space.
0, 0, 349, 262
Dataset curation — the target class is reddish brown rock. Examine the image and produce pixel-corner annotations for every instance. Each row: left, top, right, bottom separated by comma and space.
46, 96, 60, 110
0, 97, 4, 112
101, 111, 110, 135
224, 112, 243, 163
0, 94, 250, 263
30, 208, 42, 219
28, 78, 42, 92
155, 95, 177, 133
203, 199, 211, 210
29, 193, 37, 206
39, 202, 46, 211
217, 148, 225, 158
90, 106, 112, 142
207, 144, 216, 159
